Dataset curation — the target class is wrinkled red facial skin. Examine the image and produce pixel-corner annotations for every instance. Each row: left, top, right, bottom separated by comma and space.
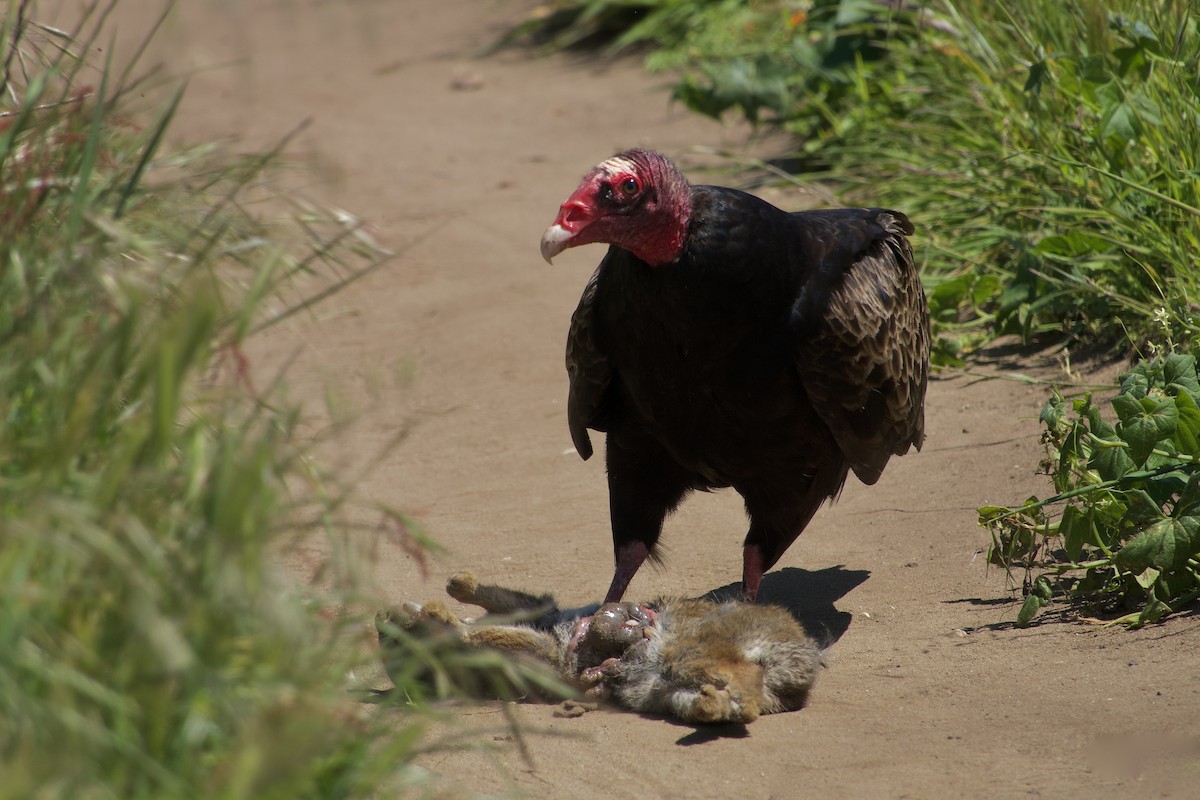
545, 149, 692, 267
554, 169, 643, 233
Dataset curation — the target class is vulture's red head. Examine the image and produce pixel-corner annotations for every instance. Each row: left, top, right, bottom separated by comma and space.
541, 149, 693, 267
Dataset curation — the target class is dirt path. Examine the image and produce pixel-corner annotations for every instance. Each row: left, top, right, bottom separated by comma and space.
103, 2, 1200, 797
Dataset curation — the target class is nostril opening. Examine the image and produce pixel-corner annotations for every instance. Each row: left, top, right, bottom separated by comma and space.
561, 203, 588, 225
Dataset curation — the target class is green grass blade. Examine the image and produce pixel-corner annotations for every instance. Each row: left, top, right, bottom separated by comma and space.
113, 79, 186, 218
65, 37, 113, 241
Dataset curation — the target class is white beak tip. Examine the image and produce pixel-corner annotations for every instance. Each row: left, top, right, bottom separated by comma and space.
540, 224, 572, 264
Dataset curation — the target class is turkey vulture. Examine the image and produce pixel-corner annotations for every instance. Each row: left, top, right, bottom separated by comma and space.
540, 149, 930, 603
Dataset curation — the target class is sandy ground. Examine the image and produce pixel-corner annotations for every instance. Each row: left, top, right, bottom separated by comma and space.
81, 1, 1200, 797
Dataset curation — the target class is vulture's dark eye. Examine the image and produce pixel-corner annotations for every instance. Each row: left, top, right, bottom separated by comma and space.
619, 177, 640, 196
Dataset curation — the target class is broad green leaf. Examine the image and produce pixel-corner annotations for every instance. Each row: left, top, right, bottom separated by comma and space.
1137, 599, 1172, 626
1111, 393, 1143, 423
1119, 369, 1150, 399
1017, 594, 1047, 627
1114, 515, 1200, 574
1112, 16, 1161, 51
1077, 54, 1109, 84
1074, 393, 1095, 416
1134, 566, 1161, 590
1081, 396, 1116, 439
977, 505, 1011, 523
971, 274, 1002, 305
1089, 438, 1135, 481
834, 0, 885, 27
926, 273, 971, 305
1113, 45, 1148, 79
1171, 390, 1200, 454
1143, 470, 1192, 508
1034, 230, 1110, 257
1164, 354, 1200, 397
1122, 489, 1165, 527
1060, 417, 1087, 460
997, 281, 1035, 318
1051, 415, 1085, 484
1024, 61, 1049, 96
1039, 397, 1065, 429
1102, 101, 1135, 141
1059, 504, 1087, 562
1146, 448, 1182, 471
789, 38, 820, 69
1173, 472, 1200, 519
1113, 394, 1178, 465
1092, 492, 1128, 527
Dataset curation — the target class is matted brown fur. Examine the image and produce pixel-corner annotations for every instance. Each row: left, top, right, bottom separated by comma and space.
377, 571, 823, 725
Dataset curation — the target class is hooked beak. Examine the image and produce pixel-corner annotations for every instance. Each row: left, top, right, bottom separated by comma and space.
540, 192, 595, 264
540, 224, 573, 264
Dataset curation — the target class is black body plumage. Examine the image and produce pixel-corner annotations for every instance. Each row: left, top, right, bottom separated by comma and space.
566, 184, 930, 584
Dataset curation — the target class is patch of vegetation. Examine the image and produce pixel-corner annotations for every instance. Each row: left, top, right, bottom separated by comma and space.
509, 1, 1200, 365
981, 352, 1200, 627
0, 3, 560, 796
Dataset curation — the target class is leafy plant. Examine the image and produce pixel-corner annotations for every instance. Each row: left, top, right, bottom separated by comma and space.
981, 351, 1200, 627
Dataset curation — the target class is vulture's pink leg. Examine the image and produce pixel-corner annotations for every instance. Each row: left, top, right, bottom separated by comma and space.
741, 543, 765, 603
603, 540, 650, 604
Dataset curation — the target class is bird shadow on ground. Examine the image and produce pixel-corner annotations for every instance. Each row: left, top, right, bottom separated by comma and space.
672, 720, 753, 746
699, 565, 867, 647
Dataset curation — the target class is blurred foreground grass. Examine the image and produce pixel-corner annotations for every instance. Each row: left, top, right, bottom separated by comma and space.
0, 3, 449, 796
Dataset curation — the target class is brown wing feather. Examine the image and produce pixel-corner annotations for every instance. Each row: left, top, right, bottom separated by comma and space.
795, 212, 929, 485
565, 265, 612, 460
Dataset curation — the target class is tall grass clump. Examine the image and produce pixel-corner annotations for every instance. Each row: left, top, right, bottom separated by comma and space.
808, 0, 1200, 362
0, 3, 454, 796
